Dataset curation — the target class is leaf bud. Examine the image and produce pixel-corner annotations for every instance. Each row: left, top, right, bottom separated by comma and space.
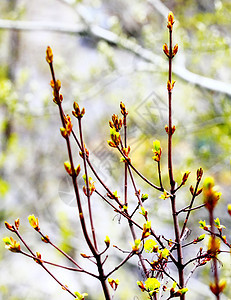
208, 236, 220, 257
80, 253, 90, 258
74, 291, 88, 299
122, 146, 130, 157
63, 115, 73, 136
83, 186, 87, 196
210, 279, 226, 296
107, 140, 116, 148
108, 278, 119, 291
163, 43, 169, 56
72, 102, 85, 118
75, 164, 81, 176
137, 280, 146, 292
109, 121, 114, 128
34, 252, 42, 264
190, 185, 194, 195
167, 11, 174, 30
73, 101, 80, 112
197, 168, 203, 181
203, 177, 221, 212
110, 127, 121, 146
182, 171, 190, 185
81, 107, 85, 117
174, 288, 188, 297
172, 44, 178, 57
131, 239, 141, 252
141, 194, 148, 201
64, 161, 72, 176
112, 114, 118, 124
46, 46, 53, 64
196, 188, 203, 196
139, 206, 148, 218
167, 80, 176, 91
3, 236, 21, 252
193, 234, 205, 244
118, 118, 123, 130
28, 214, 40, 231
228, 204, 231, 216
14, 218, 20, 230
120, 102, 128, 116
4, 221, 15, 232
41, 235, 50, 243
171, 125, 176, 134
152, 140, 162, 162
60, 127, 67, 138
50, 80, 55, 88
55, 80, 61, 91
104, 235, 110, 247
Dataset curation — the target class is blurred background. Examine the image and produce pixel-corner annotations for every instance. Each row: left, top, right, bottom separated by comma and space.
0, 0, 231, 299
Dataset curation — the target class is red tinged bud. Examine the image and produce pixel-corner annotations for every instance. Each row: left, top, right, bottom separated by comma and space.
46, 46, 53, 64
163, 43, 169, 57
197, 168, 203, 181
190, 185, 194, 195
227, 204, 231, 216
196, 188, 203, 196
120, 102, 128, 116
203, 177, 221, 212
165, 125, 169, 134
72, 102, 85, 119
167, 80, 176, 91
210, 280, 226, 296
172, 44, 178, 57
4, 221, 15, 232
41, 235, 50, 243
182, 172, 190, 185
14, 218, 20, 230
167, 11, 174, 30
171, 125, 176, 134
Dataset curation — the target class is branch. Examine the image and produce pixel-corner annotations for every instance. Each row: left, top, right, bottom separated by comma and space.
0, 18, 230, 96
117, 146, 163, 192
106, 252, 134, 278
0, 19, 86, 34
78, 117, 98, 251
14, 228, 77, 298
95, 189, 178, 266
185, 263, 200, 286
20, 250, 98, 278
38, 231, 82, 269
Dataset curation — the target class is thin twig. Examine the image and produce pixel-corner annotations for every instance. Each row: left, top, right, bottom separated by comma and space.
14, 228, 77, 298
106, 252, 134, 278
20, 250, 98, 278
78, 118, 98, 250
180, 178, 201, 238
38, 231, 82, 268
185, 263, 200, 286
117, 146, 163, 192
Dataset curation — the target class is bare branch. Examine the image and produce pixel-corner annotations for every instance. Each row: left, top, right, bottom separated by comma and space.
0, 18, 230, 96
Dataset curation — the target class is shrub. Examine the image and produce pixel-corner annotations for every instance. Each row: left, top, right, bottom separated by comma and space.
3, 12, 230, 300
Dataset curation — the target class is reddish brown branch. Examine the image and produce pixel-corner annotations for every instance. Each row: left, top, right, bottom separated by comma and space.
78, 118, 98, 251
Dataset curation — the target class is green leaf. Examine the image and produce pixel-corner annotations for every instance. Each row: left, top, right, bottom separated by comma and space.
144, 278, 160, 294
214, 217, 220, 227
74, 291, 88, 300
153, 140, 161, 151
160, 248, 170, 259
144, 239, 157, 253
141, 193, 148, 201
